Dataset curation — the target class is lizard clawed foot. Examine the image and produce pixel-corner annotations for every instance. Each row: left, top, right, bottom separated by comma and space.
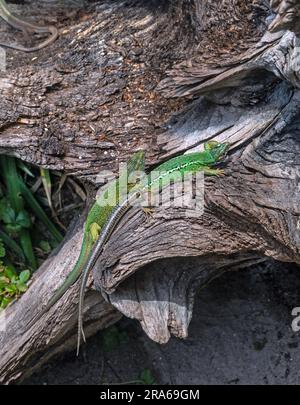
142, 207, 155, 221
215, 169, 225, 177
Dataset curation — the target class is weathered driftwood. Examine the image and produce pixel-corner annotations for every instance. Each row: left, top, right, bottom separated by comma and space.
0, 0, 300, 384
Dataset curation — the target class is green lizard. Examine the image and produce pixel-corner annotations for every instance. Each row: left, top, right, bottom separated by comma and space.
77, 141, 230, 354
28, 151, 145, 328
0, 0, 58, 52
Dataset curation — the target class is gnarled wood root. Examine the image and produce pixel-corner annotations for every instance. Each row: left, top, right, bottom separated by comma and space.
0, 0, 299, 384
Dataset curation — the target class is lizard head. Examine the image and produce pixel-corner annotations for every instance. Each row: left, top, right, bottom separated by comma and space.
204, 141, 230, 162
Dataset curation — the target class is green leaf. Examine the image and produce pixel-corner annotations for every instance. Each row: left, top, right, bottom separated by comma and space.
0, 156, 24, 213
17, 160, 35, 177
0, 277, 9, 286
0, 296, 11, 309
139, 369, 156, 385
16, 210, 31, 229
40, 168, 53, 210
2, 207, 16, 225
0, 239, 5, 258
5, 223, 22, 234
19, 230, 37, 270
39, 240, 51, 253
19, 270, 30, 284
4, 267, 16, 280
0, 198, 10, 220
5, 284, 17, 293
0, 229, 25, 262
16, 283, 27, 293
18, 179, 63, 244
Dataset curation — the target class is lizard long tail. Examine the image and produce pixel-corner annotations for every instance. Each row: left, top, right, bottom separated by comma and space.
27, 232, 93, 330
76, 193, 139, 355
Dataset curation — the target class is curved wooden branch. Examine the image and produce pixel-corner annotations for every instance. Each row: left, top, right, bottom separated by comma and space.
0, 0, 299, 383
0, 214, 121, 384
269, 0, 300, 33
94, 118, 300, 342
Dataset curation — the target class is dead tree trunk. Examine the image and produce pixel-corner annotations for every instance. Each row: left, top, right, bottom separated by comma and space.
0, 0, 300, 384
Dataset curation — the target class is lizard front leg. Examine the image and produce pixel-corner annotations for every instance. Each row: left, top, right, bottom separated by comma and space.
202, 167, 225, 176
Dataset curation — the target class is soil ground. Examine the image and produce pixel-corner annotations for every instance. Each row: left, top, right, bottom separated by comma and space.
25, 261, 300, 385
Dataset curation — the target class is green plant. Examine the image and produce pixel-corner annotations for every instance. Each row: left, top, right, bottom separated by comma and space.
0, 155, 63, 272
139, 369, 156, 385
0, 157, 36, 269
0, 239, 30, 309
0, 154, 75, 310
0, 228, 25, 261
39, 240, 52, 254
0, 238, 5, 258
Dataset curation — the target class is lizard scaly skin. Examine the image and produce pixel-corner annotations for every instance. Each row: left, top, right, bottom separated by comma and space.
77, 142, 230, 354
27, 152, 145, 330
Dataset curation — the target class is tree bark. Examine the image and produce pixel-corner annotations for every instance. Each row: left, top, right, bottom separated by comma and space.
0, 0, 300, 384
